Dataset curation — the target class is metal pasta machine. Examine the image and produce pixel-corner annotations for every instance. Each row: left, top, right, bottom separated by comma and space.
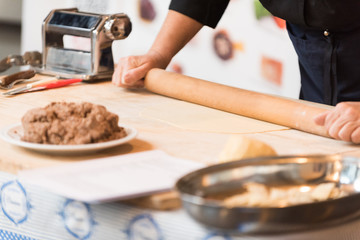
36, 8, 132, 81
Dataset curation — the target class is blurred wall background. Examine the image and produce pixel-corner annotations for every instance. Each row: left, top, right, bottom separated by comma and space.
0, 0, 22, 23
20, 0, 301, 98
0, 0, 22, 74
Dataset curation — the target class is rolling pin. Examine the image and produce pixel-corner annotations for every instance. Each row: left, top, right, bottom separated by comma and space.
145, 68, 331, 138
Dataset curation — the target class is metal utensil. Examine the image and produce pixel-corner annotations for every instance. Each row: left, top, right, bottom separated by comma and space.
0, 69, 36, 89
2, 78, 82, 96
2, 77, 58, 96
0, 52, 42, 73
0, 78, 36, 90
175, 155, 360, 235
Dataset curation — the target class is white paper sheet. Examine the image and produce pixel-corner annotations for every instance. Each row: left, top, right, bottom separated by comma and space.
18, 150, 205, 203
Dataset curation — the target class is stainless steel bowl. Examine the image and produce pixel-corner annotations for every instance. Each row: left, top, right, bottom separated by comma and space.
175, 155, 360, 235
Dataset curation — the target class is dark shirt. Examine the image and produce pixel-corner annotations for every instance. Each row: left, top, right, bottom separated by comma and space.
169, 0, 360, 31
169, 0, 360, 105
169, 0, 229, 29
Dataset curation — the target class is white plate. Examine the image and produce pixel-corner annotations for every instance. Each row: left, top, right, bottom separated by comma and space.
0, 123, 137, 154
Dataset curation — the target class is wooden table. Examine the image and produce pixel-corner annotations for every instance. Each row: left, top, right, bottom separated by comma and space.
1, 80, 360, 239
1, 80, 359, 174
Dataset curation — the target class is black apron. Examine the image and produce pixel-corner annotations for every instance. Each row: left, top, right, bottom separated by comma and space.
287, 23, 360, 105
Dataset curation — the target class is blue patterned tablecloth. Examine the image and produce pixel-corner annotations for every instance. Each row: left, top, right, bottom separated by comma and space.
1, 171, 360, 240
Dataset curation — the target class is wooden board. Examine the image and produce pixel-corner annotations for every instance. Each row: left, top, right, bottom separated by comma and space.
0, 77, 359, 209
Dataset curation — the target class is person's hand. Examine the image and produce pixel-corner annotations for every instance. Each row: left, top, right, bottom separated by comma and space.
112, 50, 169, 89
314, 102, 360, 143
112, 10, 203, 89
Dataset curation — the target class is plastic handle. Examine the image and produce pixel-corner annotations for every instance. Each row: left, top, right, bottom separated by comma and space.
43, 79, 82, 89
27, 77, 59, 88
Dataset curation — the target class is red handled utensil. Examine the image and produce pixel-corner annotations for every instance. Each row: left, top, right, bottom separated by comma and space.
2, 78, 82, 96
25, 78, 83, 92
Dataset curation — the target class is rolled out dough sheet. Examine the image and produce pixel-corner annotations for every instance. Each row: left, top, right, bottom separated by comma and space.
141, 100, 289, 134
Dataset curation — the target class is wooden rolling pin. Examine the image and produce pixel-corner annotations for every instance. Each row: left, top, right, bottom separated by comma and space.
145, 68, 332, 138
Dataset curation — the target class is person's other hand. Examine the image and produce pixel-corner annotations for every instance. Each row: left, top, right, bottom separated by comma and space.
112, 50, 168, 89
314, 102, 360, 143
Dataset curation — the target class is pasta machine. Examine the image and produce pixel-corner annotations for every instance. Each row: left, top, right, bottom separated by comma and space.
35, 8, 132, 81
